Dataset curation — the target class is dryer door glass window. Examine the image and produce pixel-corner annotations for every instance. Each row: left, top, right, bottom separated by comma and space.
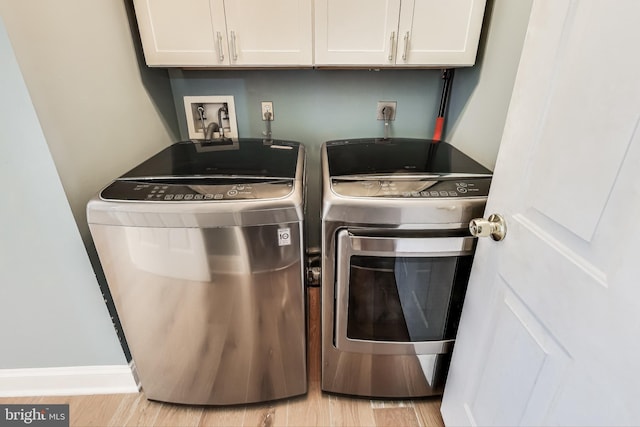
334, 230, 474, 355
347, 255, 463, 342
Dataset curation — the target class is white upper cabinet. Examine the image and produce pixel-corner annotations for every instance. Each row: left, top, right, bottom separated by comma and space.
314, 0, 402, 66
315, 0, 487, 67
133, 0, 312, 67
133, 0, 484, 68
223, 0, 312, 66
133, 0, 224, 67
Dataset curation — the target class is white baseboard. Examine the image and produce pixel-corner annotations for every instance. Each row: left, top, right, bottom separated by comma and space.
0, 364, 140, 397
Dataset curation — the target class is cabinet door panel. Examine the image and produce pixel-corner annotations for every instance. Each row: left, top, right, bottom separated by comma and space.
133, 0, 228, 66
223, 0, 312, 66
315, 0, 401, 66
398, 0, 486, 66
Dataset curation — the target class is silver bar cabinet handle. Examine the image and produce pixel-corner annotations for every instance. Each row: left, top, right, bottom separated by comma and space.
388, 31, 396, 61
216, 32, 224, 62
230, 31, 238, 61
402, 31, 410, 61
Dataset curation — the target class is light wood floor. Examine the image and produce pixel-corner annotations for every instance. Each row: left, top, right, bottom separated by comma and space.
0, 288, 444, 427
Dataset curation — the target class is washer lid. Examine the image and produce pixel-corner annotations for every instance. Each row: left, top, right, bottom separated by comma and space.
122, 139, 300, 179
326, 138, 491, 177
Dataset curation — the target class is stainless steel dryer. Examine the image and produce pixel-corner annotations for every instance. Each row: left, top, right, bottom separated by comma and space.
88, 139, 306, 405
321, 138, 491, 398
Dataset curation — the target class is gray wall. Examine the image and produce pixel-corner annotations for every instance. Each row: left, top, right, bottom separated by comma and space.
0, 0, 178, 368
0, 0, 179, 244
169, 0, 533, 248
447, 0, 534, 168
0, 18, 125, 368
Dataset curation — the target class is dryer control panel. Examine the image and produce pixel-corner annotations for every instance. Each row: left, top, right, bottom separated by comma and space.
331, 178, 491, 199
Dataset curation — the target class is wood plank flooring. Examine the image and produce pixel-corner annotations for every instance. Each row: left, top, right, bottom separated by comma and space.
0, 288, 444, 427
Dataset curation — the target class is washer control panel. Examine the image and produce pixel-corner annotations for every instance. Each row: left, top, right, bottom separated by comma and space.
331, 178, 491, 199
100, 179, 294, 201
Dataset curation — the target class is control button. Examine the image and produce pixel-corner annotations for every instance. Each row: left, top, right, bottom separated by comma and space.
162, 186, 169, 190
439, 191, 449, 196
214, 194, 223, 200
154, 186, 160, 190
237, 185, 245, 190
411, 192, 421, 197
174, 194, 184, 200
430, 191, 439, 197
227, 189, 238, 196
184, 194, 194, 200
457, 182, 468, 188
402, 192, 411, 197
204, 194, 214, 200
164, 195, 174, 200
158, 190, 165, 194
146, 194, 154, 199
194, 194, 204, 200
420, 191, 430, 197
151, 190, 156, 194
457, 187, 468, 193
449, 191, 458, 197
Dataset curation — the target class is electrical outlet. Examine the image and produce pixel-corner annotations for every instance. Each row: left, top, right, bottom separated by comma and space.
184, 96, 238, 140
261, 101, 274, 121
376, 101, 397, 120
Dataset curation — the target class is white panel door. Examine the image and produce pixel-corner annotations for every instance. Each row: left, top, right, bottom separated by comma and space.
222, 0, 312, 66
133, 0, 228, 66
314, 0, 401, 66
441, 1, 640, 425
397, 0, 486, 66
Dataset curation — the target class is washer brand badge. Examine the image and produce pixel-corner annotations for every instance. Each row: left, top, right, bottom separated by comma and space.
278, 227, 291, 246
1, 405, 69, 427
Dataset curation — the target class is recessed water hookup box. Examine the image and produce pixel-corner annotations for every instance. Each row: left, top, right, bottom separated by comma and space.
184, 96, 239, 140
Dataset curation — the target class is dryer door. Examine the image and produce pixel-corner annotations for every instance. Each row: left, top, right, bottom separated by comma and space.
334, 229, 475, 356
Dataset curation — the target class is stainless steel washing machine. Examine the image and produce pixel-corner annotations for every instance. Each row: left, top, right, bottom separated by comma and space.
321, 138, 492, 398
87, 139, 306, 405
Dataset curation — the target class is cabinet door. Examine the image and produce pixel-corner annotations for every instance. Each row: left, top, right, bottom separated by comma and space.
133, 0, 229, 67
314, 0, 402, 66
223, 0, 312, 66
397, 0, 486, 66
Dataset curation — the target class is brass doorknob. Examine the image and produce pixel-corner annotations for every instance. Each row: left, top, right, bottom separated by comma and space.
469, 214, 506, 241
